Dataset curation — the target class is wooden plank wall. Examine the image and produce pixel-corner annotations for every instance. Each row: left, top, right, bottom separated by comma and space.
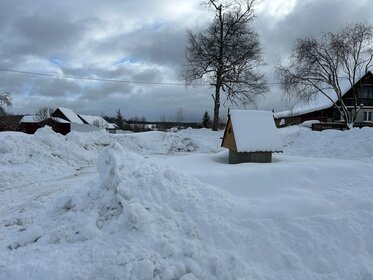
221, 118, 237, 151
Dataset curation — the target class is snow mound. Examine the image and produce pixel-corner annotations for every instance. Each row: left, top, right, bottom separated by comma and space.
5, 143, 249, 279
299, 120, 320, 128
0, 127, 99, 190
280, 126, 373, 162
1, 128, 373, 279
0, 128, 223, 190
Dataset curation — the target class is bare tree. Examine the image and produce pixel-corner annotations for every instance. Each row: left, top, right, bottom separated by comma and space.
0, 92, 18, 131
0, 115, 21, 131
35, 107, 54, 122
129, 116, 149, 132
277, 22, 373, 128
159, 114, 167, 123
92, 118, 107, 129
140, 116, 146, 122
175, 106, 184, 123
0, 92, 12, 116
184, 0, 267, 131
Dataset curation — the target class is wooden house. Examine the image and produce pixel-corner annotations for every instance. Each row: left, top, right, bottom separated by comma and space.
19, 107, 102, 135
221, 110, 283, 163
274, 71, 373, 128
19, 115, 70, 135
51, 107, 84, 124
78, 114, 117, 130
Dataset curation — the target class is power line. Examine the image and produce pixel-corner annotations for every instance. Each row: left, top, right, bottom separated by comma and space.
0, 67, 192, 86
0, 67, 283, 85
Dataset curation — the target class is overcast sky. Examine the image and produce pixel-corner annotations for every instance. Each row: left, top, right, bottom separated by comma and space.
1, 0, 373, 121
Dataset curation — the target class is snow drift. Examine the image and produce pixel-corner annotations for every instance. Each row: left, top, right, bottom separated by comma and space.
0, 127, 222, 190
2, 142, 253, 279
1, 126, 373, 279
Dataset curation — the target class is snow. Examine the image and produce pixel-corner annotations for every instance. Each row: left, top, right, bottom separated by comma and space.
56, 107, 84, 124
274, 92, 336, 118
279, 125, 373, 163
299, 120, 320, 128
274, 76, 355, 118
230, 110, 283, 152
7, 225, 43, 250
78, 114, 102, 124
51, 117, 70, 124
20, 115, 39, 123
1, 126, 373, 279
79, 114, 115, 129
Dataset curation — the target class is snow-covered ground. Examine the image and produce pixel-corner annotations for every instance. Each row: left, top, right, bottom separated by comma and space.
1, 126, 373, 279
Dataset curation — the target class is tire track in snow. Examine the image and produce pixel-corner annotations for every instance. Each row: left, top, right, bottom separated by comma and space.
0, 169, 95, 218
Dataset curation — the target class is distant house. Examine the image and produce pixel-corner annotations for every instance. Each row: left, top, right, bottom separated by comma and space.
19, 115, 40, 124
221, 110, 283, 163
274, 71, 373, 128
20, 107, 107, 135
19, 114, 70, 135
78, 115, 116, 130
51, 107, 85, 124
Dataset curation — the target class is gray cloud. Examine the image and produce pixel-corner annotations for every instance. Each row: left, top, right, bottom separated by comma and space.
9, 16, 82, 58
258, 0, 373, 69
125, 23, 188, 67
255, 0, 373, 111
1, 0, 373, 120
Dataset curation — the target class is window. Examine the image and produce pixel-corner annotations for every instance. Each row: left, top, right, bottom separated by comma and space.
364, 111, 373, 122
361, 87, 373, 98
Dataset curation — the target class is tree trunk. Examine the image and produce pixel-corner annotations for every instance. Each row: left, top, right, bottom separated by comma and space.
212, 85, 221, 131
341, 105, 350, 129
211, 4, 224, 131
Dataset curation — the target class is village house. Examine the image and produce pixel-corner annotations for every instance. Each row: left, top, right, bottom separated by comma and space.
274, 71, 373, 129
19, 111, 71, 135
78, 114, 116, 130
19, 107, 113, 135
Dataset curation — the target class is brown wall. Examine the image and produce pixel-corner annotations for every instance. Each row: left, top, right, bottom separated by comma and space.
221, 118, 237, 151
19, 119, 70, 135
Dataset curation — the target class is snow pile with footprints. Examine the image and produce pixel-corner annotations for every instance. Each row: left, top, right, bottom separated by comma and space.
2, 142, 253, 279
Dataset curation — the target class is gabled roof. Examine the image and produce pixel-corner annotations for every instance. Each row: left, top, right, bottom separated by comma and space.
274, 71, 372, 118
20, 115, 39, 123
56, 107, 84, 124
78, 114, 102, 124
51, 117, 70, 124
78, 115, 116, 129
222, 110, 283, 153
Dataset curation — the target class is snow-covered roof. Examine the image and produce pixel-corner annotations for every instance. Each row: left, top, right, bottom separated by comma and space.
51, 117, 70, 124
78, 115, 115, 129
78, 115, 100, 124
274, 92, 337, 118
107, 123, 117, 129
274, 73, 370, 118
20, 115, 40, 123
230, 110, 283, 153
57, 107, 84, 124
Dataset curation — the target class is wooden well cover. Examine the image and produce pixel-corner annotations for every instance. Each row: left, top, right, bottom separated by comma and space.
221, 116, 237, 151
